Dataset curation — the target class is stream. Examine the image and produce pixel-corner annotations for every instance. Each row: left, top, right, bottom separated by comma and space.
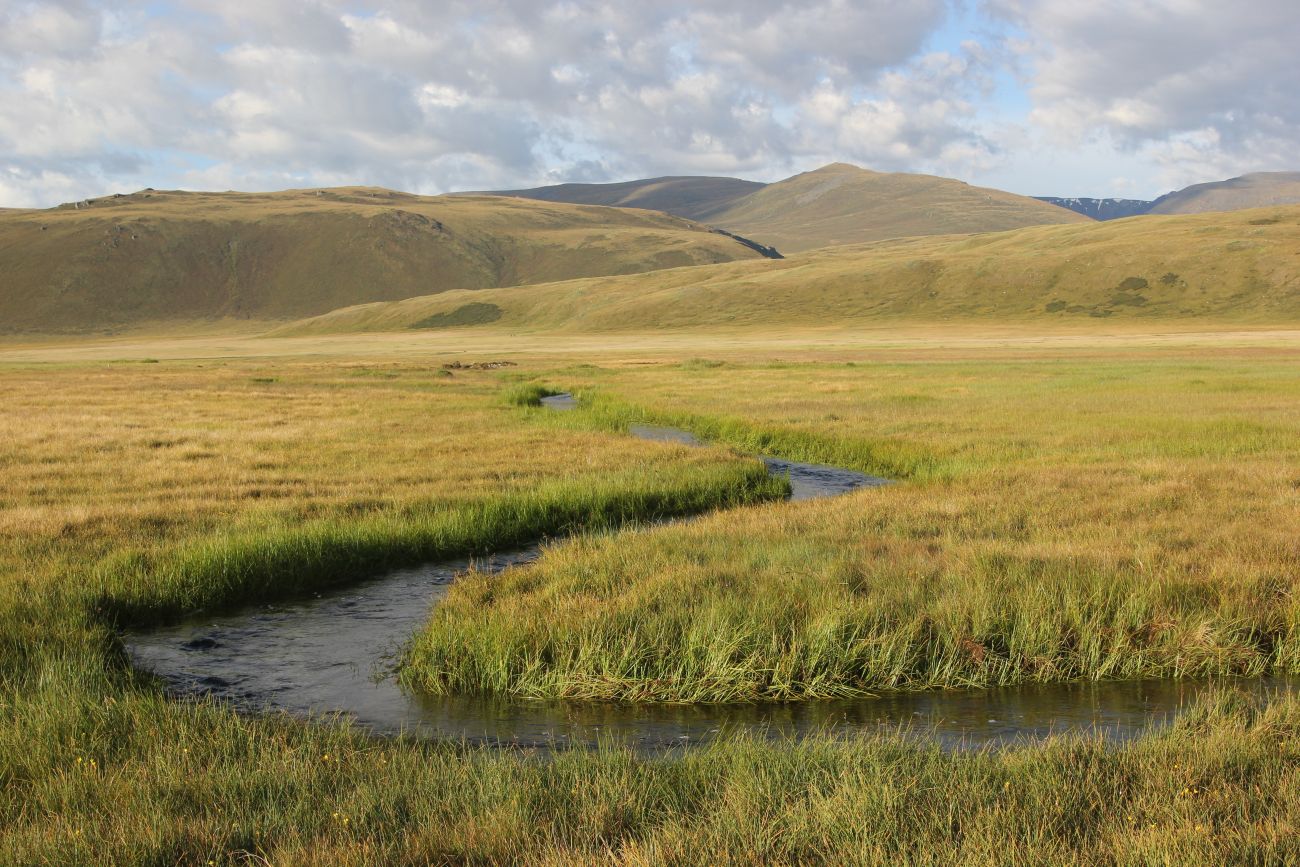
124, 394, 1293, 751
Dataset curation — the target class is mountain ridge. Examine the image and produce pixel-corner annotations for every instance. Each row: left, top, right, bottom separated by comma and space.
486, 162, 1089, 252
480, 175, 764, 222
277, 203, 1300, 335
0, 186, 768, 333
703, 164, 1088, 252
1039, 171, 1300, 220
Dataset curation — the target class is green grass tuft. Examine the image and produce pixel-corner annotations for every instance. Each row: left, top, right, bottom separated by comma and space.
502, 383, 562, 407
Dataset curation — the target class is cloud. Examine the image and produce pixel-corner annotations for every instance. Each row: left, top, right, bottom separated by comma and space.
0, 0, 976, 204
994, 0, 1300, 188
793, 43, 1002, 177
2, 0, 1297, 206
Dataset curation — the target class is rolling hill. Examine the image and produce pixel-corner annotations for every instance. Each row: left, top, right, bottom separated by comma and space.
0, 186, 769, 333
278, 205, 1300, 335
485, 176, 764, 222
702, 163, 1090, 252
489, 163, 1090, 252
1148, 172, 1300, 215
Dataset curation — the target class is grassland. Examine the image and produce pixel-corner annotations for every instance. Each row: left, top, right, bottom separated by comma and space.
6, 685, 1299, 863
0, 187, 764, 334
2, 327, 1298, 862
281, 204, 1300, 336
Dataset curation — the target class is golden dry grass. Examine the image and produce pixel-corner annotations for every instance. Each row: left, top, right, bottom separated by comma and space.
0, 356, 776, 618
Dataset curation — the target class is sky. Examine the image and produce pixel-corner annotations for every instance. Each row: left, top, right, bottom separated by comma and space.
1, 0, 1297, 208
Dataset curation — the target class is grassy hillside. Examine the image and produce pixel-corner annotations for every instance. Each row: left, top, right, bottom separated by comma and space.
1149, 171, 1300, 215
486, 176, 765, 221
481, 163, 1087, 251
706, 163, 1090, 252
0, 186, 765, 333
280, 204, 1300, 335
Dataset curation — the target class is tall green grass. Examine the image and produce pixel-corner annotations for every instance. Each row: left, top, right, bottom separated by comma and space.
501, 382, 562, 406
98, 462, 786, 627
2, 680, 1298, 863
405, 512, 1300, 702
533, 388, 944, 481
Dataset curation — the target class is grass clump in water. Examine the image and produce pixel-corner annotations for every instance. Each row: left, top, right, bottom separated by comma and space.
502, 382, 563, 407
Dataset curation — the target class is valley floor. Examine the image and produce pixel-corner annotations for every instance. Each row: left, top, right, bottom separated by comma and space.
1, 325, 1298, 863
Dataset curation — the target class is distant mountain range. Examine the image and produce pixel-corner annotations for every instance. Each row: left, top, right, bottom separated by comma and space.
488, 166, 1300, 246
1032, 198, 1154, 221
1038, 172, 1300, 220
7, 163, 1298, 334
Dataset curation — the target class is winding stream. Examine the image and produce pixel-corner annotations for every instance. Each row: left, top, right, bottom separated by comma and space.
124, 395, 1293, 751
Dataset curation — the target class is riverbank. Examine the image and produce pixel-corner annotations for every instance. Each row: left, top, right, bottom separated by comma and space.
2, 681, 1296, 863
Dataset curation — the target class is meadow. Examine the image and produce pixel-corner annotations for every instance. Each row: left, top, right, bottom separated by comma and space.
1, 327, 1298, 863
408, 340, 1300, 701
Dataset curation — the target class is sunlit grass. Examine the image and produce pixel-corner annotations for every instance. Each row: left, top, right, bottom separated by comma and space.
3, 332, 1299, 861
408, 350, 1300, 701
3, 679, 1298, 864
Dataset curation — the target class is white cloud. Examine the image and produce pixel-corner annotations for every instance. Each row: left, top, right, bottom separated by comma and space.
0, 0, 968, 203
993, 0, 1300, 190
0, 0, 1297, 206
791, 44, 1000, 178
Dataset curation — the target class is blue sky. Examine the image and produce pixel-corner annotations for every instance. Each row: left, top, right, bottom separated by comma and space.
1, 0, 1297, 207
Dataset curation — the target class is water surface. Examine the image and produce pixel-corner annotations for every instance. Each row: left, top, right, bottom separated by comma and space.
125, 395, 1289, 751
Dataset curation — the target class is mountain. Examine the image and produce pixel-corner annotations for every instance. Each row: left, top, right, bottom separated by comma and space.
489, 163, 1090, 252
1034, 197, 1155, 221
279, 204, 1300, 335
486, 176, 765, 222
0, 186, 769, 333
1039, 172, 1300, 221
701, 163, 1089, 252
1147, 172, 1300, 215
